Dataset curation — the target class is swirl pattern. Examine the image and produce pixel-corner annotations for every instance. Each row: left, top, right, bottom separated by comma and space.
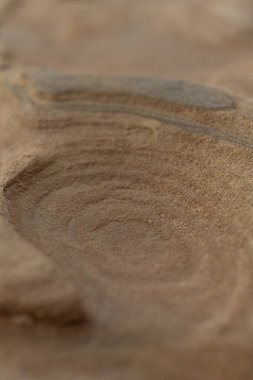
3, 70, 253, 339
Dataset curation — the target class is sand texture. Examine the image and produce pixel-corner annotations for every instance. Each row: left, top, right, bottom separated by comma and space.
1, 1, 253, 379
1, 68, 253, 379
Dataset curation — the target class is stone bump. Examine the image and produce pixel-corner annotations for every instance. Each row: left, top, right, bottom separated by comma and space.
1, 68, 253, 378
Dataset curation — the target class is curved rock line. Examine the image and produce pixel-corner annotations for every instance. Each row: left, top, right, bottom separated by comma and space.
2, 69, 253, 341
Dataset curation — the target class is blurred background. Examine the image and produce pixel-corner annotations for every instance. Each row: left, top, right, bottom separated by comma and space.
0, 0, 253, 96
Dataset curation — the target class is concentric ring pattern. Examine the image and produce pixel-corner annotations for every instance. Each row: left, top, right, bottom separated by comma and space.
3, 71, 253, 338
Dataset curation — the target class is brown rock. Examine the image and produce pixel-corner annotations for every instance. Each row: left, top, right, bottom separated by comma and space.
1, 1, 253, 378
1, 68, 253, 379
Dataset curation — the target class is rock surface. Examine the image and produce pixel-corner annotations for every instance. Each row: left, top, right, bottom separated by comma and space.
1, 1, 253, 379
1, 68, 253, 379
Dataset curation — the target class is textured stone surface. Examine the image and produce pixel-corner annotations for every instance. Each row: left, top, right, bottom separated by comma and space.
1, 1, 253, 379
1, 1, 253, 327
1, 68, 253, 379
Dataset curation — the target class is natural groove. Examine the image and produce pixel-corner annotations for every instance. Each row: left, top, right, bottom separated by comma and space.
1, 69, 253, 378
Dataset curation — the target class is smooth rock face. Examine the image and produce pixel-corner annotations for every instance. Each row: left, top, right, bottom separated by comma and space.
1, 69, 253, 379
1, 0, 253, 95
